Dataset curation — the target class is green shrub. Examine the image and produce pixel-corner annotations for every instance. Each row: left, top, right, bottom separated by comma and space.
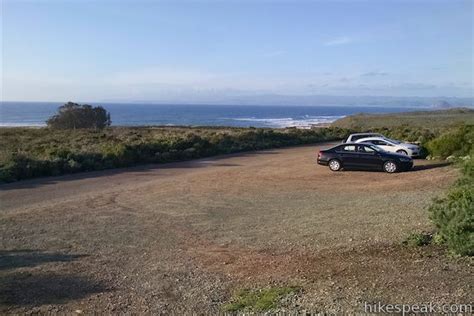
460, 154, 473, 179
426, 124, 473, 159
371, 125, 438, 144
402, 232, 432, 247
47, 102, 111, 129
428, 159, 473, 256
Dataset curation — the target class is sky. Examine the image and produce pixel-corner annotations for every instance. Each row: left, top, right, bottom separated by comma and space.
1, 0, 473, 102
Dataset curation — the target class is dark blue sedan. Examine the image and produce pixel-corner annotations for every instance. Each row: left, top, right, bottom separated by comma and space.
317, 143, 413, 173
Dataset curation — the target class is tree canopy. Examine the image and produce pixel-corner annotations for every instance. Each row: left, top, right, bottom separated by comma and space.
46, 102, 111, 129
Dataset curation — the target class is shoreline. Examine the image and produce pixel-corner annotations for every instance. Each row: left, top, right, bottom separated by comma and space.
3, 103, 448, 129
0, 123, 333, 129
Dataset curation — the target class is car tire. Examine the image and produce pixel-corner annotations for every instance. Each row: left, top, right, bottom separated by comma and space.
396, 149, 408, 155
383, 160, 398, 173
328, 159, 342, 171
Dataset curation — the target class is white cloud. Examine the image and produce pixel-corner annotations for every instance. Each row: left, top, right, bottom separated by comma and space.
323, 36, 354, 46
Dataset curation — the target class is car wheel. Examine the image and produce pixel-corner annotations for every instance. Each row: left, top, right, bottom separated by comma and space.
383, 160, 398, 173
396, 149, 408, 155
328, 159, 342, 171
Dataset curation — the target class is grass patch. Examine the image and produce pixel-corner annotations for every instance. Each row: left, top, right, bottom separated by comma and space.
222, 286, 300, 312
402, 232, 433, 247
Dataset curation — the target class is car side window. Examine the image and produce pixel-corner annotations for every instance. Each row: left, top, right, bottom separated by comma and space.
354, 135, 368, 141
342, 145, 356, 152
372, 140, 387, 146
358, 145, 375, 153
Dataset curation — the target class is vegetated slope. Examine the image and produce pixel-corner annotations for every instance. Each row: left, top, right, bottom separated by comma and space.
429, 158, 473, 256
0, 126, 349, 182
331, 107, 474, 129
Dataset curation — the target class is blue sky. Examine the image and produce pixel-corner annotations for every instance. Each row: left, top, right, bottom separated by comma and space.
2, 0, 473, 102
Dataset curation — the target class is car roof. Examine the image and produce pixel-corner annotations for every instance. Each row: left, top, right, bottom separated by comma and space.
348, 132, 382, 136
355, 137, 388, 141
336, 142, 368, 146
327, 143, 371, 151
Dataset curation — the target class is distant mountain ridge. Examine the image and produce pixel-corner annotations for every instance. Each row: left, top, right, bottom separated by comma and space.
109, 95, 474, 108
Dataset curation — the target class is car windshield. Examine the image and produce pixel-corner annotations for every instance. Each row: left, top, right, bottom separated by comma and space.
384, 137, 401, 144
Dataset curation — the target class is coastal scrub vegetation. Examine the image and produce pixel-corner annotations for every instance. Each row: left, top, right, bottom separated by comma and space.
0, 126, 349, 182
387, 124, 473, 256
428, 157, 473, 256
331, 107, 474, 130
425, 124, 473, 159
397, 124, 473, 256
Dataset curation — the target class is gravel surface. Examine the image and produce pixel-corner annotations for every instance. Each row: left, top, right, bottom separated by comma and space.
1, 143, 472, 313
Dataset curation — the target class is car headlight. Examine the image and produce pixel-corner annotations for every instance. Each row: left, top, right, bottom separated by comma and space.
399, 157, 412, 162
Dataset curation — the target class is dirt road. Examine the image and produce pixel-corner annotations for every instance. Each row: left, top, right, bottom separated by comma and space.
1, 144, 472, 313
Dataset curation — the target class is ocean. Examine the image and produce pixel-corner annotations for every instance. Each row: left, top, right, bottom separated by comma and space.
0, 102, 425, 128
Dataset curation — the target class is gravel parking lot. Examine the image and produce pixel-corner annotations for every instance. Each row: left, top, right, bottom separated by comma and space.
1, 143, 472, 313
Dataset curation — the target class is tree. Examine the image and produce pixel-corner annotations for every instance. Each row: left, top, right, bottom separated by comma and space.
46, 102, 111, 129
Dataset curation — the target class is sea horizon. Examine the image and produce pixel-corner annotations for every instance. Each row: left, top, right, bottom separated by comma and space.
0, 101, 433, 128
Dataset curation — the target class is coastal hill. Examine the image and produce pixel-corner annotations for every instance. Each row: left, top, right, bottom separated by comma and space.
331, 107, 474, 129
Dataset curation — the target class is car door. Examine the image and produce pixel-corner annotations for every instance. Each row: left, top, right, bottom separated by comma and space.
335, 145, 359, 168
356, 144, 382, 169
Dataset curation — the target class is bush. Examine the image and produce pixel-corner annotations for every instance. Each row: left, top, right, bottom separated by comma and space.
425, 124, 473, 159
428, 159, 473, 256
402, 232, 432, 247
371, 125, 438, 144
46, 102, 111, 129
